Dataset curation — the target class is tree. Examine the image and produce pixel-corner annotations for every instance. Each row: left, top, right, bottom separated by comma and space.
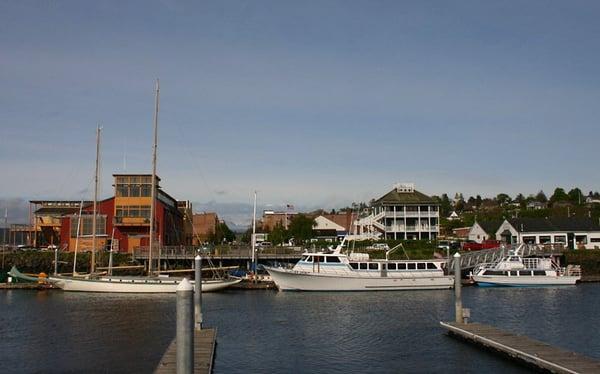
535, 190, 548, 203
475, 195, 483, 208
568, 188, 583, 205
496, 193, 511, 206
287, 214, 316, 243
550, 188, 568, 205
514, 193, 526, 208
439, 194, 452, 216
208, 222, 235, 244
269, 222, 289, 245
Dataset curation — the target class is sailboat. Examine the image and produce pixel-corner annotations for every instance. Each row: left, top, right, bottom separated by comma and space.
40, 80, 242, 293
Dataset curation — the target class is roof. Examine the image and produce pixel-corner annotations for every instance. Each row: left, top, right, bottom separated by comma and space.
476, 220, 502, 235
507, 217, 600, 233
373, 188, 438, 205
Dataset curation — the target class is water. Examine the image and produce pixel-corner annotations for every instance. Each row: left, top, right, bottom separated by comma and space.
1, 285, 600, 373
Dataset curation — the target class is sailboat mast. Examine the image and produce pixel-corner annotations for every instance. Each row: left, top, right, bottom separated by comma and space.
91, 126, 101, 274
73, 200, 84, 275
251, 191, 257, 271
148, 79, 159, 276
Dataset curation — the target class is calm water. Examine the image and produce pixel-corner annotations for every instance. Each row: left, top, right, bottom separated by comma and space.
1, 285, 600, 373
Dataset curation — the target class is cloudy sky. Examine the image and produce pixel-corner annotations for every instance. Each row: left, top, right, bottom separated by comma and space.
2, 1, 600, 224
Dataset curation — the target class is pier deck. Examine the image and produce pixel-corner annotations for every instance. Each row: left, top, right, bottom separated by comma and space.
154, 328, 216, 374
441, 321, 600, 373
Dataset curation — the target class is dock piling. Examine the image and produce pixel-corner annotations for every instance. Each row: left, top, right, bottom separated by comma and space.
194, 255, 203, 331
176, 278, 194, 374
453, 252, 463, 323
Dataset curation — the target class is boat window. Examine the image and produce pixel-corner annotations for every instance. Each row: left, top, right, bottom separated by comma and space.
519, 271, 532, 276
510, 257, 520, 262
417, 263, 426, 270
388, 263, 397, 270
407, 263, 416, 270
509, 271, 518, 276
369, 263, 378, 270
306, 256, 313, 262
350, 263, 359, 269
314, 256, 324, 263
427, 263, 437, 270
533, 270, 546, 276
326, 256, 341, 263
398, 263, 407, 270
359, 263, 368, 270
486, 270, 505, 276
301, 256, 308, 261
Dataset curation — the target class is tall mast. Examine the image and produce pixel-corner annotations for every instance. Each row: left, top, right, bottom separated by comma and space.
91, 126, 101, 274
148, 79, 159, 276
251, 191, 257, 272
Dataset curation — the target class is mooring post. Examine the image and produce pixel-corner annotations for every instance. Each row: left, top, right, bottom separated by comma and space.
194, 255, 203, 330
54, 246, 58, 276
454, 252, 463, 323
176, 278, 194, 374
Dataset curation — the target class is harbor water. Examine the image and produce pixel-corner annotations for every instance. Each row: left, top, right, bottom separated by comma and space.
1, 284, 600, 373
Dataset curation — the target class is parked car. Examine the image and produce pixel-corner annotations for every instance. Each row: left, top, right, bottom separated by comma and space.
462, 240, 501, 251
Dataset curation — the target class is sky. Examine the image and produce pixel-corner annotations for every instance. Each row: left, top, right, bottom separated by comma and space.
2, 1, 600, 225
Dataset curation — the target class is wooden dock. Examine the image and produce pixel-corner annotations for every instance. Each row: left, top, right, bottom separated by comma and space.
154, 328, 217, 374
441, 321, 600, 373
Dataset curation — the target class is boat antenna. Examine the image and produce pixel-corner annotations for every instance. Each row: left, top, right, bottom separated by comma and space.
148, 78, 159, 276
91, 125, 101, 275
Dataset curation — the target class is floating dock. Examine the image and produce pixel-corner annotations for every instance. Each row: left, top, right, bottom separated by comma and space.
441, 321, 600, 373
154, 328, 217, 374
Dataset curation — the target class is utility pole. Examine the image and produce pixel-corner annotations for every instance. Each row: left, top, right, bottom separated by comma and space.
251, 191, 257, 278
149, 79, 159, 276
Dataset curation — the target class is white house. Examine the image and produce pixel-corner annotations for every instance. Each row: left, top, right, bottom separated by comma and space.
494, 217, 600, 249
313, 215, 347, 240
468, 220, 502, 243
355, 183, 440, 241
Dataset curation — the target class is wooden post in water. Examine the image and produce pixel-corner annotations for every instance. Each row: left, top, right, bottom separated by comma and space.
176, 278, 194, 374
454, 252, 463, 323
194, 255, 203, 330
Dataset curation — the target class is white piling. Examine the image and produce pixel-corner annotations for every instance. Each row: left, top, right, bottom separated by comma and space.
454, 252, 463, 323
194, 255, 203, 331
176, 278, 194, 374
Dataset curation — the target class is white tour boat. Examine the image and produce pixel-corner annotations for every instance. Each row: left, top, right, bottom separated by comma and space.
265, 240, 453, 291
471, 246, 581, 287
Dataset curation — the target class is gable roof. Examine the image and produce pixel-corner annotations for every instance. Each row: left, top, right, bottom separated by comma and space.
507, 217, 600, 233
314, 216, 346, 231
373, 189, 437, 205
476, 220, 502, 235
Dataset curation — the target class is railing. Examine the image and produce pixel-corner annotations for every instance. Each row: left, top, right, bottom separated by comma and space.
132, 245, 305, 260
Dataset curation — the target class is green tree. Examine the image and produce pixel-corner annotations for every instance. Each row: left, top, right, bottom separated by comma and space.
496, 193, 511, 206
208, 222, 236, 244
568, 188, 584, 205
439, 194, 452, 216
269, 222, 289, 245
535, 190, 548, 203
550, 188, 568, 205
288, 214, 316, 244
514, 193, 526, 208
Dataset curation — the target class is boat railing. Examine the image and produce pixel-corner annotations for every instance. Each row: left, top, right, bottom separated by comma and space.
560, 265, 582, 277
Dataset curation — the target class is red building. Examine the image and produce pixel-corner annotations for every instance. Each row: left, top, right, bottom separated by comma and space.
59, 174, 184, 253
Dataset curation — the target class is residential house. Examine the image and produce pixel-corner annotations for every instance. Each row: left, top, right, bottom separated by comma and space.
468, 220, 502, 243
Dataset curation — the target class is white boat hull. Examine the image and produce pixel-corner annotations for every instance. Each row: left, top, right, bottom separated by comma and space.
265, 267, 453, 291
49, 276, 242, 293
473, 275, 579, 287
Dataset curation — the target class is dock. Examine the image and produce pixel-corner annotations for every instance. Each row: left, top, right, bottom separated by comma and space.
441, 321, 600, 373
155, 328, 216, 374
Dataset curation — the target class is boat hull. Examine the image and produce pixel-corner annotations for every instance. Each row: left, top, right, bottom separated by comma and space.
49, 276, 242, 293
473, 275, 579, 287
265, 267, 453, 291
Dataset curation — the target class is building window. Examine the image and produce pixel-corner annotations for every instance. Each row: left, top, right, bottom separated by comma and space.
70, 215, 106, 237
115, 205, 151, 218
539, 236, 551, 244
554, 236, 566, 244
522, 236, 536, 244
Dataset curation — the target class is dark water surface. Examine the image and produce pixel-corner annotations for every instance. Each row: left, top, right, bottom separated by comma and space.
1, 284, 599, 373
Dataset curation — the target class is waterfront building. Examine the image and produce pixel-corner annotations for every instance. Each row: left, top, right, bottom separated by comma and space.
191, 212, 220, 244
30, 200, 91, 248
468, 220, 502, 243
260, 210, 298, 231
356, 183, 439, 240
313, 215, 347, 240
495, 217, 600, 249
58, 174, 184, 253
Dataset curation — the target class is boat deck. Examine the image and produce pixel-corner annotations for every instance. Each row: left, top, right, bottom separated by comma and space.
154, 328, 216, 374
441, 321, 600, 373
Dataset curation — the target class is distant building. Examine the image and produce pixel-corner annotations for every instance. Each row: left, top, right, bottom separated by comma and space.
452, 227, 471, 240
447, 211, 459, 221
31, 200, 91, 248
260, 210, 298, 231
468, 220, 502, 243
191, 212, 219, 244
495, 217, 600, 249
313, 215, 347, 240
526, 201, 546, 210
356, 183, 439, 240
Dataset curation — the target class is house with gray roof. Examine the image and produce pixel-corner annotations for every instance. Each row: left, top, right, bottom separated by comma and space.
356, 183, 439, 240
495, 217, 600, 249
468, 220, 502, 243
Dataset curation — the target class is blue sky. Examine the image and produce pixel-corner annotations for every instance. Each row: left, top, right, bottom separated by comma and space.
2, 1, 600, 224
